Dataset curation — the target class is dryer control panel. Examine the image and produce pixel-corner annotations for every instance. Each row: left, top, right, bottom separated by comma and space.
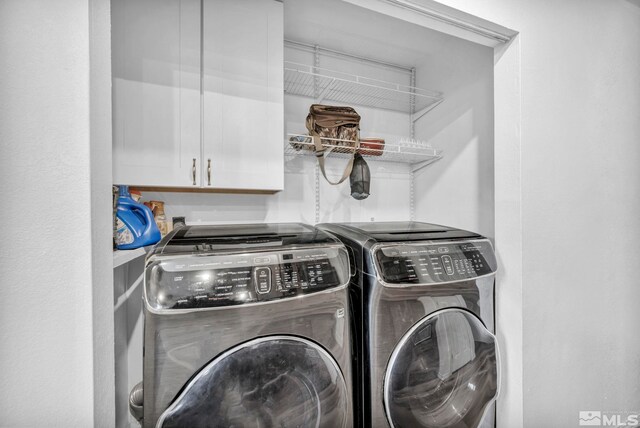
145, 246, 349, 311
374, 240, 496, 285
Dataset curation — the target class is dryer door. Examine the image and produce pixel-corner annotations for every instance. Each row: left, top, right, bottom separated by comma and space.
384, 308, 499, 428
157, 336, 350, 428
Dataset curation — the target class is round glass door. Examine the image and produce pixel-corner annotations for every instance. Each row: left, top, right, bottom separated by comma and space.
384, 309, 499, 428
158, 336, 349, 428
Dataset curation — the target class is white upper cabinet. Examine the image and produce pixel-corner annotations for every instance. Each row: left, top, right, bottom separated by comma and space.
112, 0, 201, 187
202, 0, 284, 191
112, 0, 284, 192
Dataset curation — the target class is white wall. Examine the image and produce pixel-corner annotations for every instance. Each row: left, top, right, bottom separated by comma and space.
89, 0, 116, 425
0, 0, 112, 426
429, 0, 640, 426
114, 259, 145, 428
413, 36, 495, 238
142, 158, 412, 225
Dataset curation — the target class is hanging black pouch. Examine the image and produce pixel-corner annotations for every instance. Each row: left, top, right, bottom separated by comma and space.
350, 153, 370, 200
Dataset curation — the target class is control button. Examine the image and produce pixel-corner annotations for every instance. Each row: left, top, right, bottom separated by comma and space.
254, 256, 271, 264
254, 267, 271, 294
441, 255, 454, 275
438, 247, 450, 254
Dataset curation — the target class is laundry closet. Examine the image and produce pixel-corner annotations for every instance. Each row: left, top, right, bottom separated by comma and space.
112, 0, 499, 426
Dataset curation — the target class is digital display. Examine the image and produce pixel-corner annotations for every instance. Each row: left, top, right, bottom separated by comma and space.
375, 241, 496, 284
147, 247, 349, 310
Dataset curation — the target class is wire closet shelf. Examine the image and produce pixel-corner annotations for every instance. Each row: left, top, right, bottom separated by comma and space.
285, 134, 442, 166
284, 61, 443, 114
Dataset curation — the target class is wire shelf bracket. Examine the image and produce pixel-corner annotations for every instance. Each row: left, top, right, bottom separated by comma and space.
410, 156, 443, 173
411, 99, 445, 123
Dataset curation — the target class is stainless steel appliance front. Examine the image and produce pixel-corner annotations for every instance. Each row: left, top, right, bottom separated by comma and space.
139, 224, 354, 427
317, 222, 499, 428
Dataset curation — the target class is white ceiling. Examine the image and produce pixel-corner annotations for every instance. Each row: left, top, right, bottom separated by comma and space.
283, 0, 486, 70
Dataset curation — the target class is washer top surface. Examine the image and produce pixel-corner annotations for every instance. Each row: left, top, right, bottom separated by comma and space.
150, 223, 339, 257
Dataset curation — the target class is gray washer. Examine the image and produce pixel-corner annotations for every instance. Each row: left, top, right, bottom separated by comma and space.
137, 223, 354, 428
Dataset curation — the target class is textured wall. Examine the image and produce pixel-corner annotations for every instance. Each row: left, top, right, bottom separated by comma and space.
432, 0, 640, 426
89, 0, 115, 425
0, 0, 97, 426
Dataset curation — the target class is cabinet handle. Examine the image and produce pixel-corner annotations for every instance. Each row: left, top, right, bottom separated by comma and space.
207, 159, 211, 186
192, 158, 196, 185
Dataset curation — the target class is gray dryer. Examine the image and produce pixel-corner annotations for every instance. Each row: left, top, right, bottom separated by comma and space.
318, 222, 499, 428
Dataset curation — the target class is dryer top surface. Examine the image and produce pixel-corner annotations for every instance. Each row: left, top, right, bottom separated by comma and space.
318, 221, 482, 245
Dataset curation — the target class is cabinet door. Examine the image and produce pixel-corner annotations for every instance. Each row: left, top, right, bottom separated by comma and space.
112, 0, 201, 187
202, 0, 284, 191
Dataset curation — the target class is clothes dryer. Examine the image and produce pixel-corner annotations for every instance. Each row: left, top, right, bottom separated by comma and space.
135, 223, 353, 427
317, 222, 499, 428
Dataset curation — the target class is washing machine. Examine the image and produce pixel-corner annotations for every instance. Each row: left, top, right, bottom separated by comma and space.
317, 222, 499, 428
136, 223, 353, 427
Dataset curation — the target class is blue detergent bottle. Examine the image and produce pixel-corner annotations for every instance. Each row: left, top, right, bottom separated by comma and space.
115, 185, 161, 250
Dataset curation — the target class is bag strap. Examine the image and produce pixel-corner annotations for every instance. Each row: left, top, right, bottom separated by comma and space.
311, 134, 358, 185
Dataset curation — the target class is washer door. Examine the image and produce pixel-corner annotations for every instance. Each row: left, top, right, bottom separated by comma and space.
384, 309, 499, 428
157, 336, 349, 428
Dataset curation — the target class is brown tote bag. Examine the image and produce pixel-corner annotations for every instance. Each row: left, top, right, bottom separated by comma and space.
304, 104, 361, 185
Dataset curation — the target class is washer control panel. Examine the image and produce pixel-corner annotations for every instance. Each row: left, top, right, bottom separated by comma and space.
375, 240, 496, 285
146, 246, 349, 311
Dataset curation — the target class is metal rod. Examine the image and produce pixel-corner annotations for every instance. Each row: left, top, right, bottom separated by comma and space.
313, 45, 320, 98
410, 68, 416, 139
410, 170, 415, 221
315, 78, 334, 103
314, 46, 321, 224
315, 162, 320, 224
410, 68, 416, 221
285, 39, 413, 74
